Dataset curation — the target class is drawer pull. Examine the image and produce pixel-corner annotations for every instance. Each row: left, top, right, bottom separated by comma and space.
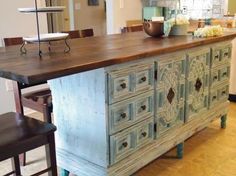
224, 52, 229, 57
213, 76, 218, 80
141, 132, 147, 137
122, 142, 128, 148
215, 54, 219, 59
222, 91, 226, 95
222, 72, 227, 77
140, 76, 147, 83
120, 83, 127, 89
120, 113, 127, 119
212, 96, 217, 100
141, 105, 147, 111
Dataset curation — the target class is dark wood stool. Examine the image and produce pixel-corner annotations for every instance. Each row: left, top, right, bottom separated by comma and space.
62, 30, 81, 39
0, 112, 57, 176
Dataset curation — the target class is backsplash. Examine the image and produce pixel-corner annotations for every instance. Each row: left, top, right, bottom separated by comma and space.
141, 0, 227, 19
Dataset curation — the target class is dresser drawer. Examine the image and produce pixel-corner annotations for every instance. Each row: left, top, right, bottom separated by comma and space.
218, 85, 229, 101
211, 43, 232, 68
210, 69, 219, 87
221, 46, 231, 62
212, 49, 221, 67
110, 119, 154, 164
135, 119, 153, 149
219, 66, 230, 82
107, 63, 154, 104
109, 91, 154, 134
209, 89, 218, 108
110, 129, 135, 164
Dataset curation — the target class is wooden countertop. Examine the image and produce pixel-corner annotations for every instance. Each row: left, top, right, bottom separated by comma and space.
0, 32, 236, 84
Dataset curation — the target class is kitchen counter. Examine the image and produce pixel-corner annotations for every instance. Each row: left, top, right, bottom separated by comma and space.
0, 32, 236, 84
0, 32, 235, 176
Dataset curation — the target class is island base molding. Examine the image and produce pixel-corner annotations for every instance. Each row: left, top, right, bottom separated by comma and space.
57, 102, 228, 176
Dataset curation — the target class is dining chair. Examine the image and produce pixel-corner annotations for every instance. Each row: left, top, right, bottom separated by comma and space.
4, 37, 53, 166
80, 28, 94, 37
62, 30, 81, 39
121, 25, 143, 33
0, 112, 57, 176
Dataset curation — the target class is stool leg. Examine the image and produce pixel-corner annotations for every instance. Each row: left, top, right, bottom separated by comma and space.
11, 156, 21, 176
46, 133, 57, 176
221, 114, 227, 129
60, 168, 70, 176
177, 142, 184, 159
43, 105, 52, 123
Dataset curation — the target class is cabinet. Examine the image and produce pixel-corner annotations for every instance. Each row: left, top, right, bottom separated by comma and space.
48, 41, 231, 176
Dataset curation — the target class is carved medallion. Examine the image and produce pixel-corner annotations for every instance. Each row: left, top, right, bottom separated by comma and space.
195, 78, 202, 92
167, 88, 175, 104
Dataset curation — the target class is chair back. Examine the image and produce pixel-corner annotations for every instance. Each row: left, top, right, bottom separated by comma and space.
62, 30, 80, 39
121, 25, 143, 33
4, 37, 23, 46
80, 28, 94, 37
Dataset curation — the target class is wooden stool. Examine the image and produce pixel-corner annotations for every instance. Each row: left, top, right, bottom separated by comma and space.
80, 28, 94, 38
62, 30, 81, 39
0, 112, 57, 176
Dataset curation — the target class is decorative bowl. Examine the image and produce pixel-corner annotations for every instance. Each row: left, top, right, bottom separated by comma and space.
143, 21, 164, 37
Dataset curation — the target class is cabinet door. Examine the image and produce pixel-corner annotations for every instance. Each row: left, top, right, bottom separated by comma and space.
156, 56, 185, 135
186, 49, 210, 121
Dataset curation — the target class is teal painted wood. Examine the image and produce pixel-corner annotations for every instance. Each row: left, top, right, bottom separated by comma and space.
186, 48, 210, 121
107, 62, 154, 104
156, 54, 185, 135
108, 91, 154, 135
60, 168, 70, 176
221, 115, 227, 129
48, 68, 109, 168
110, 118, 154, 164
177, 142, 184, 159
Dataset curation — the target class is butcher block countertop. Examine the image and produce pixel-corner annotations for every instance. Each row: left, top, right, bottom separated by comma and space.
0, 32, 236, 84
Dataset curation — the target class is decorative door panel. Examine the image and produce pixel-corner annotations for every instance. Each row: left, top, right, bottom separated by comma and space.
156, 56, 185, 135
186, 49, 210, 121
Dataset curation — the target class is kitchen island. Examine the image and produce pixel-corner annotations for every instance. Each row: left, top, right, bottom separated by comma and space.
0, 32, 235, 176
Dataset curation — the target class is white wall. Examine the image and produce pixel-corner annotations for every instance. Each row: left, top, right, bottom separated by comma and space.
106, 0, 142, 34
0, 0, 48, 114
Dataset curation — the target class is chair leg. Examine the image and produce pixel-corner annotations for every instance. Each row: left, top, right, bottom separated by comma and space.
11, 156, 21, 176
19, 153, 26, 167
46, 133, 57, 176
43, 105, 52, 123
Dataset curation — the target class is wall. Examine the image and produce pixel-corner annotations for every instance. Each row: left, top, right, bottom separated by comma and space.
0, 0, 48, 114
228, 0, 236, 15
106, 0, 143, 34
53, 0, 106, 36
74, 0, 106, 36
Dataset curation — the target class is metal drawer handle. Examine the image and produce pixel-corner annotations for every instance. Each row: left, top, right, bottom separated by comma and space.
215, 54, 219, 59
213, 76, 218, 80
122, 142, 128, 148
224, 52, 229, 57
222, 72, 227, 77
140, 76, 147, 83
141, 132, 147, 137
222, 91, 226, 95
120, 113, 127, 119
212, 96, 217, 100
141, 105, 146, 111
120, 83, 127, 89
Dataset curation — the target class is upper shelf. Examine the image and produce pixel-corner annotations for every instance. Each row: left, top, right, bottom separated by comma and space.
18, 6, 65, 13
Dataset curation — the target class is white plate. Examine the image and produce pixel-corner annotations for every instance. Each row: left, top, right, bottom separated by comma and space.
18, 6, 65, 13
23, 33, 69, 42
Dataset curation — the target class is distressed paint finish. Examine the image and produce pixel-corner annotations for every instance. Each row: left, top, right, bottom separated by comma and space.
47, 42, 231, 176
48, 68, 108, 168
186, 48, 210, 121
156, 53, 185, 135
